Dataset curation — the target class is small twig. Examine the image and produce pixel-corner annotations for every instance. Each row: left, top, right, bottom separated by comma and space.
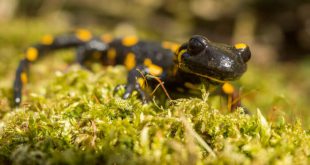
231, 89, 256, 105
136, 69, 149, 88
146, 74, 172, 100
151, 82, 163, 96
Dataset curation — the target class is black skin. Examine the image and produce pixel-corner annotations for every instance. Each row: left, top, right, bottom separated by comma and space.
178, 35, 250, 81
13, 30, 251, 110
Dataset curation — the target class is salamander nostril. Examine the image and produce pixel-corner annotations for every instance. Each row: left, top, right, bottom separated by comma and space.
188, 38, 204, 54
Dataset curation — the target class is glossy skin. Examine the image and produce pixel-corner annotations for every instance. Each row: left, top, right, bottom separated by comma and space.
177, 35, 251, 82
13, 30, 251, 107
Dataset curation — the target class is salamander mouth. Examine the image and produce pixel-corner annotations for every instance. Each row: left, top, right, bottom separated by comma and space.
178, 62, 228, 83
177, 50, 221, 82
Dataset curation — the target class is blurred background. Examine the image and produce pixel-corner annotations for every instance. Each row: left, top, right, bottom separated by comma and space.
0, 0, 309, 126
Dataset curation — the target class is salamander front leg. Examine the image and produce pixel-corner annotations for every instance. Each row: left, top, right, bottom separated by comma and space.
222, 82, 250, 114
114, 65, 149, 104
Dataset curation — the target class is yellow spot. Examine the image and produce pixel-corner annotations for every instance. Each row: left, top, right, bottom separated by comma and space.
143, 58, 152, 66
143, 58, 163, 76
21, 72, 28, 84
124, 52, 136, 70
26, 47, 38, 61
222, 83, 234, 95
234, 43, 247, 49
162, 41, 180, 52
107, 48, 117, 61
122, 36, 138, 47
148, 65, 163, 76
177, 49, 187, 64
41, 34, 54, 45
101, 34, 113, 43
137, 77, 145, 88
76, 29, 92, 42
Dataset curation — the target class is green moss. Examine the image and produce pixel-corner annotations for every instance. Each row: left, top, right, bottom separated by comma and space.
0, 66, 309, 165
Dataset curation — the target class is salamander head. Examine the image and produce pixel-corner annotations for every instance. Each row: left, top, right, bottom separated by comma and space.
176, 35, 251, 82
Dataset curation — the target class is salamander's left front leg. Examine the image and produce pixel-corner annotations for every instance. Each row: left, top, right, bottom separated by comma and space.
222, 82, 250, 114
114, 65, 149, 103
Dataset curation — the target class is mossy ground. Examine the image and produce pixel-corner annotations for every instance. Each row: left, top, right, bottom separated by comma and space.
0, 19, 309, 164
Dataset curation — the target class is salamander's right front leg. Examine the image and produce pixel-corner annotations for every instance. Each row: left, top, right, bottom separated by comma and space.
114, 65, 149, 104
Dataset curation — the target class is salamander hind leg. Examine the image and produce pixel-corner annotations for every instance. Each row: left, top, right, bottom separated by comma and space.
12, 29, 96, 107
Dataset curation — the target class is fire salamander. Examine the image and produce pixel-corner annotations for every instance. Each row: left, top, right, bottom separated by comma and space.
13, 29, 251, 111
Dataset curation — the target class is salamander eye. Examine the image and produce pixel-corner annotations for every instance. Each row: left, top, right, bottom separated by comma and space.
188, 38, 205, 54
234, 43, 251, 62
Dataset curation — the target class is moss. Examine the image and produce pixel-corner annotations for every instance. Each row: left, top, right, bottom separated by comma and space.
0, 66, 309, 165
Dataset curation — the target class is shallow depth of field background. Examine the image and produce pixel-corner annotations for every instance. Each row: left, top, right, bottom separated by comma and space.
0, 0, 309, 127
